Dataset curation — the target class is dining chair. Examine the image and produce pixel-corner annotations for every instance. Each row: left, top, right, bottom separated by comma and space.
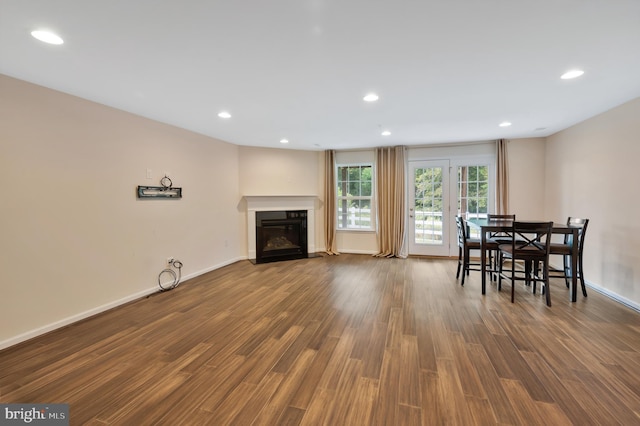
498, 221, 553, 306
549, 217, 589, 297
455, 215, 481, 286
486, 214, 516, 280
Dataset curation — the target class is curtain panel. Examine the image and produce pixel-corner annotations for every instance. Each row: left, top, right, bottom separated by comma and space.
496, 139, 509, 215
374, 146, 407, 258
324, 150, 340, 255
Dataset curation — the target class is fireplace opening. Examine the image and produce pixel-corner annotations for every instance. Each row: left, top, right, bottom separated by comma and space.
255, 210, 308, 264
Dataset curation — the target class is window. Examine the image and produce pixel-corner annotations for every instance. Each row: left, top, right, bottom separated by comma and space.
457, 165, 489, 219
336, 164, 373, 230
457, 164, 489, 238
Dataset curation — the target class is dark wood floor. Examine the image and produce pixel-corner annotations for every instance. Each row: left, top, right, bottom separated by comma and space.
1, 254, 639, 425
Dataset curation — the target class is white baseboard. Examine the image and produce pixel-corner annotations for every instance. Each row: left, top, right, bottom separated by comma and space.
0, 257, 247, 351
548, 260, 640, 312
182, 256, 247, 281
336, 249, 378, 255
0, 286, 158, 351
585, 281, 640, 312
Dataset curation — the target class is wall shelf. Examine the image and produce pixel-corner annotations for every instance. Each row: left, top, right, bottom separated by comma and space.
137, 185, 182, 199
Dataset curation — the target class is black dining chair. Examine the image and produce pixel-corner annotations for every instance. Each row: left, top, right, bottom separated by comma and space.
498, 221, 553, 306
455, 215, 481, 286
486, 214, 516, 280
549, 217, 589, 297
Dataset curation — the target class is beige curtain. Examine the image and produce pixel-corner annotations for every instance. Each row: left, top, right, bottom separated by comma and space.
324, 150, 339, 255
375, 146, 407, 258
496, 139, 509, 215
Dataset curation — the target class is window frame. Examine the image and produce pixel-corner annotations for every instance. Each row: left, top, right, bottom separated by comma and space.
450, 156, 495, 243
457, 164, 491, 220
335, 163, 375, 231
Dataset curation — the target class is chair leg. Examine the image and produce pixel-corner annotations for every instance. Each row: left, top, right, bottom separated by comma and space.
492, 251, 501, 281
578, 255, 588, 297
492, 251, 496, 281
510, 261, 515, 303
563, 254, 570, 288
456, 247, 462, 279
544, 267, 551, 307
461, 248, 468, 286
532, 262, 538, 293
525, 261, 532, 288
497, 254, 503, 291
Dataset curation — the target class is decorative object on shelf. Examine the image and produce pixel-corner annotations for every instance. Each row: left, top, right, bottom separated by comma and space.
137, 175, 182, 199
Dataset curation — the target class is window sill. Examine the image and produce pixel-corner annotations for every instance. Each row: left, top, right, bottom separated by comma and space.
337, 228, 376, 233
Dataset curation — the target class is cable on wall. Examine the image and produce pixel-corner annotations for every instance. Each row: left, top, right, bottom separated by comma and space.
158, 259, 183, 291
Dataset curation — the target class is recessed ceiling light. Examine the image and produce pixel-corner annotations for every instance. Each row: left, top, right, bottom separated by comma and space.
381, 130, 391, 136
31, 30, 64, 45
280, 139, 289, 144
363, 93, 379, 102
499, 122, 512, 127
217, 111, 231, 119
561, 69, 584, 80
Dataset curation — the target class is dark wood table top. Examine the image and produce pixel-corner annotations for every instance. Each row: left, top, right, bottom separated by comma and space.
466, 218, 578, 233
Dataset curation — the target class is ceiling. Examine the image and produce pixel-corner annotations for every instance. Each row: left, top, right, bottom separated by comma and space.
2, 1, 639, 151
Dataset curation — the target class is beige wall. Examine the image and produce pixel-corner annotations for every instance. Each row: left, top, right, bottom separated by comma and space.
507, 138, 546, 219
0, 75, 243, 348
238, 146, 321, 196
408, 142, 496, 160
545, 98, 640, 307
332, 142, 546, 256
237, 146, 324, 255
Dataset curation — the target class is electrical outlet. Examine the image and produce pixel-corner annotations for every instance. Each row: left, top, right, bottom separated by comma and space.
167, 257, 174, 265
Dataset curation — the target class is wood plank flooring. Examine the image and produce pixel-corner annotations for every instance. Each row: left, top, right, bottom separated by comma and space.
1, 254, 640, 425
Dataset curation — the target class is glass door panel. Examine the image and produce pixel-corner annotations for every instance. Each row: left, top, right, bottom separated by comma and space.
409, 160, 450, 256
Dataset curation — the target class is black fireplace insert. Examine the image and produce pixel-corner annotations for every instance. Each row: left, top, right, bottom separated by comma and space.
255, 210, 308, 263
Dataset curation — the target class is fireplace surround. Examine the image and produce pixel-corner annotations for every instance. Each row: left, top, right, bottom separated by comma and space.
244, 196, 317, 263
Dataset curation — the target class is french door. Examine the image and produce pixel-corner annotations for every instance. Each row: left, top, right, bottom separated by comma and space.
408, 160, 450, 256
408, 159, 493, 256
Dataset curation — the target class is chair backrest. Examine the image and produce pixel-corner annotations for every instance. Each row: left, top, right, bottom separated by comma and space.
455, 215, 466, 248
511, 221, 553, 258
566, 217, 589, 252
488, 214, 515, 238
488, 214, 515, 221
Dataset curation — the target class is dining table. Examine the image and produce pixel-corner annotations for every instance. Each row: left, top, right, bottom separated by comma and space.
466, 217, 582, 302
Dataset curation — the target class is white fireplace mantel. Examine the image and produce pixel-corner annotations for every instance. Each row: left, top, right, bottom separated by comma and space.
244, 195, 317, 260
